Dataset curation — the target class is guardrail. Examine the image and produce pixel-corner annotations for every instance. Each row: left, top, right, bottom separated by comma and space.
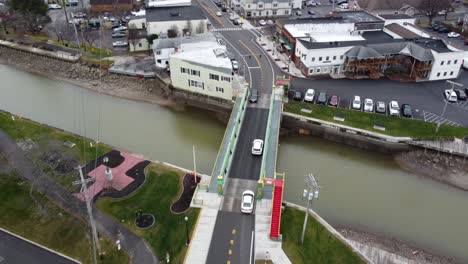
0, 40, 81, 62
259, 90, 275, 181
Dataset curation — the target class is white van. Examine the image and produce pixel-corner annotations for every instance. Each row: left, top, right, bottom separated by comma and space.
462, 58, 468, 70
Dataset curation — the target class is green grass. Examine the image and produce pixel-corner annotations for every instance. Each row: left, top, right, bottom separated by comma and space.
0, 173, 129, 264
281, 207, 365, 264
285, 102, 468, 139
97, 164, 200, 263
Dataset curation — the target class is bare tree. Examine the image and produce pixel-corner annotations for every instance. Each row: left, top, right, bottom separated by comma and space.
81, 28, 99, 51
51, 19, 72, 44
418, 0, 452, 24
196, 21, 206, 34
184, 20, 193, 36
128, 23, 140, 51
167, 24, 180, 38
0, 4, 15, 32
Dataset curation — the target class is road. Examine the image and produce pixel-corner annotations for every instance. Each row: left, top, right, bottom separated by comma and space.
0, 230, 78, 264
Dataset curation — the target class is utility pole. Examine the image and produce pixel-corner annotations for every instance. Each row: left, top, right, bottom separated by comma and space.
436, 80, 462, 133
73, 166, 101, 264
193, 145, 197, 185
301, 173, 319, 245
61, 0, 69, 24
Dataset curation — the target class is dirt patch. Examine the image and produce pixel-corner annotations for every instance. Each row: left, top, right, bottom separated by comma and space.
171, 174, 201, 213
395, 150, 468, 191
41, 150, 79, 175
337, 227, 454, 264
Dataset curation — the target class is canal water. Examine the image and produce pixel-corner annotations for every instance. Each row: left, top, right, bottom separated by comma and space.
1, 65, 467, 262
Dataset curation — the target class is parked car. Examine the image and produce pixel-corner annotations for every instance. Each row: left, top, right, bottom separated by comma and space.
317, 92, 327, 105
438, 27, 449, 33
308, 9, 315, 15
304, 89, 315, 102
241, 190, 255, 214
339, 3, 349, 9
113, 26, 127, 32
448, 32, 460, 38
296, 10, 302, 16
73, 12, 87, 18
112, 41, 128, 47
250, 89, 258, 103
293, 90, 303, 101
112, 32, 126, 38
231, 60, 239, 70
363, 98, 373, 112
455, 89, 467, 100
221, 6, 227, 12
328, 95, 339, 107
389, 101, 400, 116
48, 4, 61, 9
307, 0, 318, 6
352, 95, 361, 110
401, 104, 412, 118
233, 19, 240, 25
251, 139, 264, 155
216, 11, 222, 16
444, 89, 458, 102
259, 20, 266, 26
375, 101, 386, 114
432, 24, 442, 31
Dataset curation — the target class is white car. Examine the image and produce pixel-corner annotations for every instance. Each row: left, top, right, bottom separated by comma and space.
339, 3, 349, 9
447, 32, 460, 38
363, 98, 373, 112
113, 26, 127, 32
251, 139, 264, 155
241, 190, 255, 214
259, 20, 266, 26
231, 60, 239, 70
307, 0, 318, 6
304, 89, 315, 102
216, 11, 222, 17
48, 4, 62, 9
462, 58, 468, 70
113, 41, 128, 47
389, 101, 400, 116
444, 90, 458, 102
352, 95, 361, 110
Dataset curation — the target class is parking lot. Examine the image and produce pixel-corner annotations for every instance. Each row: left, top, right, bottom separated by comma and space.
290, 71, 468, 127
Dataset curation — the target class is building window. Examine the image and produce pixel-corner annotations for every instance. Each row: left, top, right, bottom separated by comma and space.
181, 67, 189, 73
443, 72, 447, 76
311, 57, 315, 62
441, 61, 444, 65
450, 71, 454, 75
142, 22, 146, 29
284, 10, 289, 15
247, 4, 250, 8
302, 54, 306, 60
273, 3, 277, 7
437, 72, 440, 77
157, 59, 161, 63
325, 56, 329, 61
191, 69, 200, 76
309, 68, 314, 74
138, 43, 142, 47
258, 4, 263, 8
216, 87, 224, 93
221, 76, 231, 82
189, 79, 204, 89
319, 57, 322, 61
333, 56, 336, 60
316, 68, 321, 73
209, 73, 220, 81
253, 12, 256, 16
156, 50, 161, 55
340, 55, 344, 60
323, 67, 328, 73
454, 60, 458, 64
448, 60, 451, 65
273, 10, 277, 15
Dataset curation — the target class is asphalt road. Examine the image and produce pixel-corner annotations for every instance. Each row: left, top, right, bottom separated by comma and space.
290, 72, 468, 127
0, 230, 78, 264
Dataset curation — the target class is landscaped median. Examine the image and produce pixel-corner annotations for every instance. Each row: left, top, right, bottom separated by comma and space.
96, 163, 200, 264
281, 206, 367, 264
284, 101, 468, 139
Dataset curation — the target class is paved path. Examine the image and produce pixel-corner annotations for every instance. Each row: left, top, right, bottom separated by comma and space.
0, 130, 157, 264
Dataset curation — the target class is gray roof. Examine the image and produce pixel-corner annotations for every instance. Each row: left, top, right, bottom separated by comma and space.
345, 41, 435, 61
146, 5, 206, 22
378, 14, 414, 20
298, 31, 395, 49
280, 11, 382, 25
153, 32, 217, 50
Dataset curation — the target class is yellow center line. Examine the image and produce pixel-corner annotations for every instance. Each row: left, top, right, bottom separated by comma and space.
232, 229, 236, 235
230, 239, 234, 245
228, 249, 232, 255
238, 40, 262, 71
197, 0, 225, 27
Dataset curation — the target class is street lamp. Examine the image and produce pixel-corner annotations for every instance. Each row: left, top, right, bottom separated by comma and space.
301, 174, 319, 245
184, 216, 190, 245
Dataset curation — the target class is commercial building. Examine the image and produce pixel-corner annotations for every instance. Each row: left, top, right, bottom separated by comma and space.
169, 40, 234, 101
238, 0, 292, 18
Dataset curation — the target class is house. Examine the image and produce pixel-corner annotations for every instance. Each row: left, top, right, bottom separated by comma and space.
128, 29, 149, 51
169, 40, 234, 101
90, 0, 134, 13
238, 0, 292, 18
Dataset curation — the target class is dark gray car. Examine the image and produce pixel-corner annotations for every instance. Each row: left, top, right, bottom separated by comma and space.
250, 89, 258, 103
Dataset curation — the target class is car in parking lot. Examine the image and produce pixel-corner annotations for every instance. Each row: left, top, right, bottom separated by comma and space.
389, 101, 400, 116
113, 26, 127, 32
231, 59, 239, 70
448, 32, 460, 38
308, 9, 315, 15
73, 12, 87, 18
438, 27, 449, 33
455, 89, 467, 100
296, 10, 302, 16
432, 24, 442, 31
363, 98, 373, 112
304, 89, 315, 102
401, 104, 412, 118
112, 41, 128, 48
339, 3, 349, 9
112, 32, 126, 38
307, 0, 318, 6
375, 101, 386, 114
216, 11, 222, 16
293, 90, 303, 101
48, 4, 61, 9
352, 95, 361, 110
328, 95, 339, 107
259, 20, 266, 26
250, 89, 258, 103
241, 190, 255, 214
444, 89, 458, 102
251, 139, 264, 155
317, 91, 327, 105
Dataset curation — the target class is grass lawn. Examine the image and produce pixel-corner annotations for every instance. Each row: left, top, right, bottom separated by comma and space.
285, 101, 468, 139
281, 207, 365, 264
0, 173, 129, 264
96, 163, 200, 263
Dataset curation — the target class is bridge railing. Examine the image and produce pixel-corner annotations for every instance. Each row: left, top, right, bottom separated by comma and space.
259, 90, 275, 181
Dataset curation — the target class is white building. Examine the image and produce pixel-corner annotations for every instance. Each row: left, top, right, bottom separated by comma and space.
239, 0, 292, 18
147, 0, 191, 7
169, 41, 234, 101
376, 13, 416, 26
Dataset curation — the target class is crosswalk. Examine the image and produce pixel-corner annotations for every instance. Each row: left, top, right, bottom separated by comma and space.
422, 110, 461, 127
211, 27, 245, 32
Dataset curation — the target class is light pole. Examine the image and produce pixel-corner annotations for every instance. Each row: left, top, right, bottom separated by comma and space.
436, 80, 462, 133
300, 173, 319, 245
184, 216, 190, 245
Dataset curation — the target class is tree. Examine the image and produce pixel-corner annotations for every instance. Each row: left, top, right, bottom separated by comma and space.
196, 21, 206, 34
418, 0, 452, 24
146, 34, 158, 55
184, 20, 193, 36
167, 24, 179, 38
9, 0, 50, 32
0, 3, 15, 32
128, 24, 140, 52
81, 28, 99, 51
